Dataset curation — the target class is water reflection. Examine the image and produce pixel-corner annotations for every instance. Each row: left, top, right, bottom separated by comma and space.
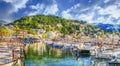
24, 44, 118, 66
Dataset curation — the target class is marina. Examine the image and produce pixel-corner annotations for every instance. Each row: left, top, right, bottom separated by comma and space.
0, 35, 120, 66
0, 0, 120, 66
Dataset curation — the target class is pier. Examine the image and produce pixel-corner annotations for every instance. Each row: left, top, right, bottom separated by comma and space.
0, 37, 24, 66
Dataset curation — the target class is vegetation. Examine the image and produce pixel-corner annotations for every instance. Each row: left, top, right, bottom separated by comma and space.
25, 43, 72, 61
0, 26, 14, 36
7, 15, 107, 37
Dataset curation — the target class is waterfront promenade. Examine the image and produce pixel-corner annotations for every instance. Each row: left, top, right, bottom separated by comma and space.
0, 34, 119, 66
0, 38, 24, 66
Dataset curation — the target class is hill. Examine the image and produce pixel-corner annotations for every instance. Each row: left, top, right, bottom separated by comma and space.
7, 15, 109, 38
95, 23, 120, 32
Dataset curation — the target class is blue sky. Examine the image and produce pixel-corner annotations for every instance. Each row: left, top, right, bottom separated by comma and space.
0, 0, 120, 24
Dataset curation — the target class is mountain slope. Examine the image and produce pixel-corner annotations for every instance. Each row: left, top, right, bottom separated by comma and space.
95, 23, 120, 32
8, 15, 110, 37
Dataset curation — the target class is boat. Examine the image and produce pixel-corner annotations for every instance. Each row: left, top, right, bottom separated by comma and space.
108, 54, 120, 65
108, 58, 120, 64
96, 54, 110, 59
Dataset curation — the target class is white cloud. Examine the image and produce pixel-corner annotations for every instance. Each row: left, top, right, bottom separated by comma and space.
92, 2, 120, 24
13, 0, 28, 12
3, 0, 28, 13
61, 3, 95, 23
61, 10, 73, 19
104, 0, 110, 3
29, 4, 44, 15
94, 16, 113, 24
76, 12, 95, 23
61, 4, 80, 19
43, 4, 58, 15
30, 4, 44, 10
116, 19, 120, 24
61, 1, 120, 24
1, 0, 119, 25
13, 0, 120, 25
2, 0, 17, 3
29, 1, 58, 15
1, 0, 28, 22
98, 5, 120, 19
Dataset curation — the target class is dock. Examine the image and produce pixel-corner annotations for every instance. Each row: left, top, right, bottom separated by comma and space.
0, 39, 24, 66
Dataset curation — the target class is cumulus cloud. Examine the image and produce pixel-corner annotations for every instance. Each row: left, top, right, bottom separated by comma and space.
61, 4, 80, 19
43, 4, 58, 15
61, 0, 120, 24
61, 3, 94, 23
2, 0, 16, 3
93, 1, 120, 24
2, 0, 28, 13
61, 10, 73, 19
29, 4, 44, 15
30, 4, 44, 10
28, 0, 58, 15
77, 13, 94, 23
98, 5, 120, 19
86, 4, 120, 24
104, 0, 110, 3
0, 0, 28, 22
0, 0, 119, 25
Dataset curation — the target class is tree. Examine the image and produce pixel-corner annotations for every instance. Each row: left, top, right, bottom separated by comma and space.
0, 26, 14, 36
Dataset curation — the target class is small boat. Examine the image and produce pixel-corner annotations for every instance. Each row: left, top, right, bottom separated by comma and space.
108, 62, 120, 64
108, 56, 120, 65
95, 54, 111, 59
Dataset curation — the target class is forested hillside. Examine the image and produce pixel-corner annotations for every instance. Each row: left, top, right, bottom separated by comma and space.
3, 15, 109, 37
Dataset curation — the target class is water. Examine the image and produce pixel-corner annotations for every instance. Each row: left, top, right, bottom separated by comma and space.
25, 56, 112, 66
24, 44, 118, 66
25, 57, 91, 66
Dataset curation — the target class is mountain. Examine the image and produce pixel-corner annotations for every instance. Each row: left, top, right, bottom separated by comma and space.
95, 23, 120, 32
5, 15, 111, 37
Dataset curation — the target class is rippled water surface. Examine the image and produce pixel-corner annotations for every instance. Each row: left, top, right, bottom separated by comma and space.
24, 44, 119, 66
25, 57, 92, 66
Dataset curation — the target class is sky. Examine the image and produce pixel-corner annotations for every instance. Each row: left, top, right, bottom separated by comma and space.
0, 0, 120, 24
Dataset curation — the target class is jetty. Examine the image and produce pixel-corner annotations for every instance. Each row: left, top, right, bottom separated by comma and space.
0, 36, 24, 66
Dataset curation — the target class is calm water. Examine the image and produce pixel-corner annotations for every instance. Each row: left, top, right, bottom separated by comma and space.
24, 45, 118, 66
25, 57, 91, 66
25, 56, 111, 66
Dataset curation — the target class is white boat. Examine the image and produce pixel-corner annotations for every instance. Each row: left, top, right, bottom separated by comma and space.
108, 54, 120, 65
95, 50, 113, 59
108, 58, 120, 64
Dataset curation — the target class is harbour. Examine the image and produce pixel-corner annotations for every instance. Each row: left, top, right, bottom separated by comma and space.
0, 34, 120, 66
0, 0, 120, 66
